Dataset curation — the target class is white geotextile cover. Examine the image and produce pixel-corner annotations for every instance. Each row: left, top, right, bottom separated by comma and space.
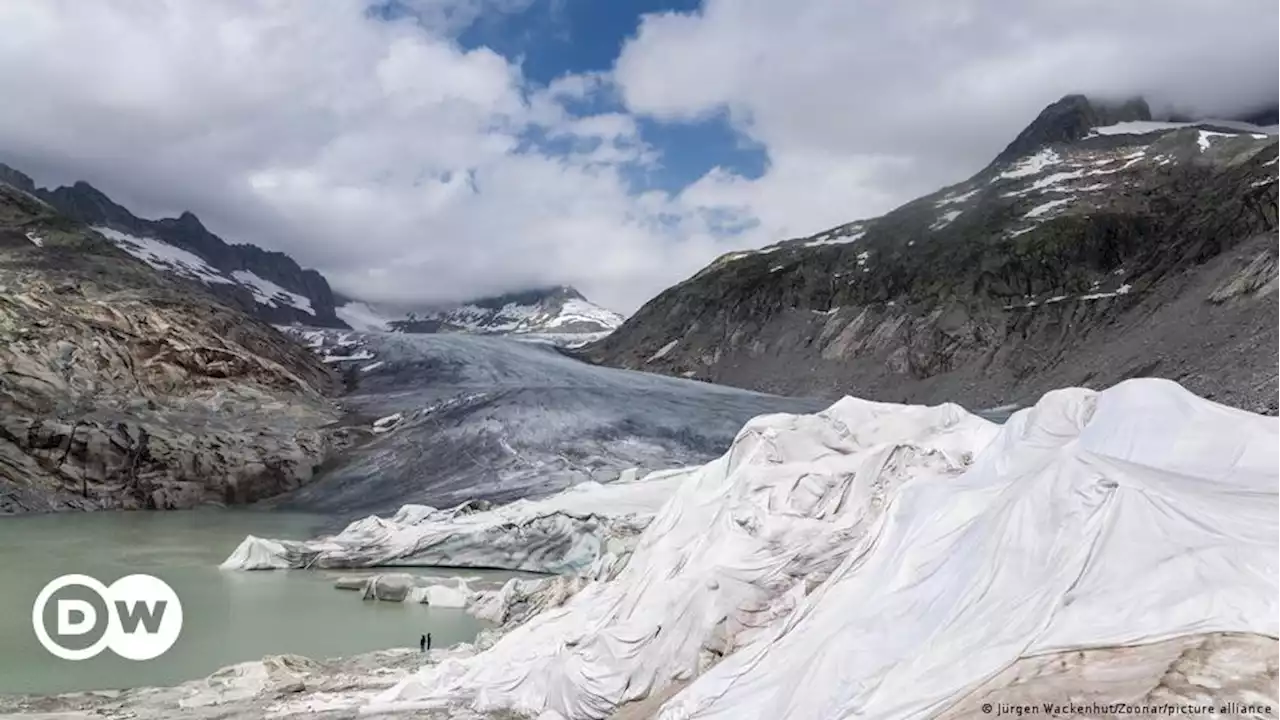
659, 379, 1278, 720
221, 469, 686, 574
364, 394, 1001, 717
360, 379, 1277, 720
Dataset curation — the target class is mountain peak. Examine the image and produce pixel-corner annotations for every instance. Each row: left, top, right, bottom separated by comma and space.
0, 162, 37, 194
468, 285, 584, 310
993, 94, 1152, 165
378, 284, 623, 340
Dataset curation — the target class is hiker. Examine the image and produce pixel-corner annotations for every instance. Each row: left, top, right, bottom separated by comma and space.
419, 634, 426, 652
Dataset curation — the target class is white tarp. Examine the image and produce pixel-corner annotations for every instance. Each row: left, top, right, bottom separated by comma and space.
222, 470, 686, 575
660, 380, 1278, 720
363, 395, 1001, 717
357, 379, 1277, 720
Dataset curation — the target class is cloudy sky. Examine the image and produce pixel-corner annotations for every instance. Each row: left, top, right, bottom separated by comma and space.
0, 0, 1275, 313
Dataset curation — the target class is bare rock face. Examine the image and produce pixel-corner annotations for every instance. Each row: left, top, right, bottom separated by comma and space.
939, 633, 1278, 719
0, 181, 343, 513
586, 97, 1279, 415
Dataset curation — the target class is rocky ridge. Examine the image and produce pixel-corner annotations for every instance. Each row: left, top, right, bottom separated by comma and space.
0, 162, 346, 328
0, 178, 345, 513
586, 95, 1279, 413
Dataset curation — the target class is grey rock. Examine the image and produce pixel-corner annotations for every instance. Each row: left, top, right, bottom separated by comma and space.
586, 96, 1279, 416
0, 180, 343, 513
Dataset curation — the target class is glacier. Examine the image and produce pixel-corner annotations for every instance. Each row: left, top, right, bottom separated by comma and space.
222, 468, 685, 575
262, 330, 821, 516
217, 376, 1280, 717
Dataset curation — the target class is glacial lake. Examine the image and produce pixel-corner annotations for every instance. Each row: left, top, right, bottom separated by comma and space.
0, 509, 524, 695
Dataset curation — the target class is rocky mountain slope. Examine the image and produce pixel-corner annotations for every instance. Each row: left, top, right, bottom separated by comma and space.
0, 178, 345, 513
0, 162, 345, 328
379, 285, 624, 342
587, 95, 1279, 414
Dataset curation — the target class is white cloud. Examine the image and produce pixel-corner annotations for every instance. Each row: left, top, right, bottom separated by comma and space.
0, 0, 744, 312
616, 0, 1279, 243
0, 0, 1273, 315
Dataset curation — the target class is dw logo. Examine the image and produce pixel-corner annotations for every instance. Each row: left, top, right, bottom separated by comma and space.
32, 574, 183, 661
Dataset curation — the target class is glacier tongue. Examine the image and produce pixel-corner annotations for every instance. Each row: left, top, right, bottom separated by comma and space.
221, 468, 686, 575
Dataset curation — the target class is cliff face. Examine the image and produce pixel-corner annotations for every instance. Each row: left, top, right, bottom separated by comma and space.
0, 179, 347, 513
0, 164, 345, 328
586, 97, 1279, 414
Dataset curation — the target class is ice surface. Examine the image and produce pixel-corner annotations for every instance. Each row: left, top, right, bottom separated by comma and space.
261, 331, 820, 516
224, 470, 686, 574
348, 379, 1276, 720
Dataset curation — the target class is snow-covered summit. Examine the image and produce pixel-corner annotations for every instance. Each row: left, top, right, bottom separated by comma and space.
379, 285, 625, 342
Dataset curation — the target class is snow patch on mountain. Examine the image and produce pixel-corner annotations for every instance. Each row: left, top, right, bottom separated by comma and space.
95, 226, 235, 286
998, 149, 1061, 179
930, 209, 963, 230
231, 270, 314, 314
1024, 197, 1074, 219
93, 226, 322, 318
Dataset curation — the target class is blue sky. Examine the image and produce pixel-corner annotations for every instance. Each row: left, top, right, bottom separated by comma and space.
456, 0, 768, 192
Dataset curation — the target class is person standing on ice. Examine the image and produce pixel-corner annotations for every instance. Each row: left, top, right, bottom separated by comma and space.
419, 634, 426, 652
427, 633, 432, 651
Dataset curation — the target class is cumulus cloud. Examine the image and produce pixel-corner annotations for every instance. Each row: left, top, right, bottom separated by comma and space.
617, 0, 1279, 246
0, 0, 1274, 314
0, 0, 734, 312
